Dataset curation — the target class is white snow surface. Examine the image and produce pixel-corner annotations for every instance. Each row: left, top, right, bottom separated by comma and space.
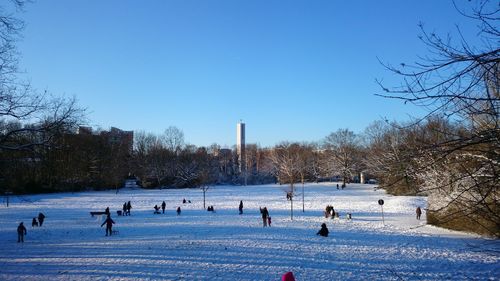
0, 182, 498, 281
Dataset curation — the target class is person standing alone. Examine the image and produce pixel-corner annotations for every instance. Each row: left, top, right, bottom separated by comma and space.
416, 206, 422, 220
101, 214, 115, 236
17, 222, 27, 243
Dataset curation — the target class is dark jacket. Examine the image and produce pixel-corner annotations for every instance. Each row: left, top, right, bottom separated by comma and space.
17, 223, 27, 235
317, 225, 329, 237
260, 207, 269, 219
101, 217, 115, 228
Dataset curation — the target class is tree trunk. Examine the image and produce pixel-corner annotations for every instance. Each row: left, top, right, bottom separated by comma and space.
203, 188, 206, 209
302, 179, 305, 213
290, 183, 294, 220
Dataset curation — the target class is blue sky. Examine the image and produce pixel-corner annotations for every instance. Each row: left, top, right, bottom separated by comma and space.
15, 0, 481, 147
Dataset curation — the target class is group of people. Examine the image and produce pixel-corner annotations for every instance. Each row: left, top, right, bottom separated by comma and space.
122, 201, 132, 216
31, 212, 45, 227
17, 201, 425, 241
324, 205, 336, 218
259, 207, 271, 227
17, 212, 45, 243
153, 201, 167, 214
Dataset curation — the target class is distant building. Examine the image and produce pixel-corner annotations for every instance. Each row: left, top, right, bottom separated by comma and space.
77, 126, 133, 153
77, 126, 93, 135
102, 127, 134, 153
236, 121, 246, 174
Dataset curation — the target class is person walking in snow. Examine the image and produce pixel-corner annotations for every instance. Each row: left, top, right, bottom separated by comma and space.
416, 206, 422, 220
316, 223, 329, 237
126, 201, 132, 215
154, 205, 160, 214
101, 214, 115, 236
123, 202, 128, 216
17, 222, 27, 243
239, 200, 243, 215
161, 201, 166, 214
260, 207, 269, 227
176, 206, 181, 215
105, 207, 110, 215
31, 218, 38, 227
37, 212, 45, 227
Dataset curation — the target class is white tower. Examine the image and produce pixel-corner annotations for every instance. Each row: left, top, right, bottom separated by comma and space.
236, 121, 246, 175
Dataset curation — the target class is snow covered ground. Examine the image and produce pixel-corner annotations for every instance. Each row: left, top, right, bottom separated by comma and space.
0, 182, 498, 281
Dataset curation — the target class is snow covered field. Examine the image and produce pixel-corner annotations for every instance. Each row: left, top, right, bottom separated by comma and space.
0, 183, 498, 281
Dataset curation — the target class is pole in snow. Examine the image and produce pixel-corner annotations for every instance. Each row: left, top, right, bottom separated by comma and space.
378, 199, 385, 225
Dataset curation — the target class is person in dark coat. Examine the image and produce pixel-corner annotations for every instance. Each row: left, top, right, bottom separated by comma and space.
239, 200, 243, 215
38, 212, 45, 227
176, 206, 181, 215
154, 205, 160, 214
101, 214, 115, 236
105, 207, 110, 215
126, 201, 132, 215
316, 223, 329, 237
161, 201, 166, 214
32, 217, 38, 227
260, 207, 269, 227
17, 222, 27, 243
416, 206, 422, 220
123, 202, 128, 216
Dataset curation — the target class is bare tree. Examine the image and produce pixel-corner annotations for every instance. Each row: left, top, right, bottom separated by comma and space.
270, 142, 302, 220
163, 126, 184, 154
323, 129, 361, 187
377, 0, 499, 236
0, 0, 84, 152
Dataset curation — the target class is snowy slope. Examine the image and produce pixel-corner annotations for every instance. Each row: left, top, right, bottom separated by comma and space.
0, 183, 498, 281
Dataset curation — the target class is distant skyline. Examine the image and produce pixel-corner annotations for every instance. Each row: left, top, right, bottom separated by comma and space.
15, 1, 483, 147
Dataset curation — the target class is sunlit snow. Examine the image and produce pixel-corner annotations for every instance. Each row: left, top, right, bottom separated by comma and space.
0, 183, 498, 280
